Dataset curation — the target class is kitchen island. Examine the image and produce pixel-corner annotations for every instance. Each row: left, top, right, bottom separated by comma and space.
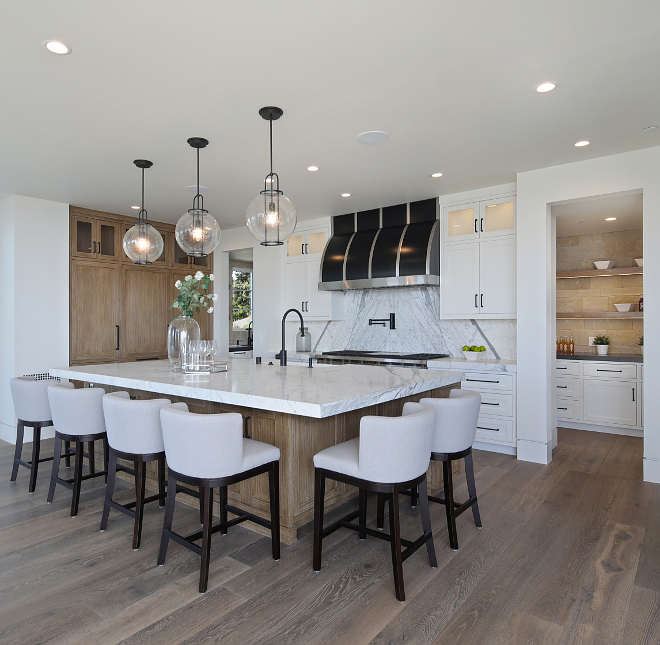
50, 359, 463, 543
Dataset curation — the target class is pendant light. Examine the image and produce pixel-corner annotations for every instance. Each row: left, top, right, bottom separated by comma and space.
175, 137, 221, 257
246, 107, 297, 246
123, 160, 164, 264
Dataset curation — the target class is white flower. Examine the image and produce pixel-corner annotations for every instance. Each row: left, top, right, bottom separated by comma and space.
209, 274, 215, 281
172, 301, 179, 308
175, 280, 182, 289
193, 292, 199, 300
194, 270, 204, 281
185, 275, 192, 282
212, 293, 218, 301
207, 307, 214, 313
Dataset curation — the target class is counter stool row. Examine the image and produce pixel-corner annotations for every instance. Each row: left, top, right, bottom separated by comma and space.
9, 376, 482, 599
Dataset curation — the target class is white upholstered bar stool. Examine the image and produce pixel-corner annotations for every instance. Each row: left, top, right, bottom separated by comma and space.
419, 389, 482, 551
47, 386, 109, 517
100, 392, 170, 549
313, 402, 437, 602
158, 403, 281, 593
9, 377, 74, 492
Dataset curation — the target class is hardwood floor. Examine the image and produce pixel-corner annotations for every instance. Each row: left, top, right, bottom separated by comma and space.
0, 427, 658, 644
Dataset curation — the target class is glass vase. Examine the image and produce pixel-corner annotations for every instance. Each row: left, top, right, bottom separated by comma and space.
167, 315, 200, 370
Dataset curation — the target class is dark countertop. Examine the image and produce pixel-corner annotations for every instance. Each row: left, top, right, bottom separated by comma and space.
557, 353, 643, 363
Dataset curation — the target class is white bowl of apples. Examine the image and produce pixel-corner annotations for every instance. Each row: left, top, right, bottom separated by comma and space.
462, 345, 487, 360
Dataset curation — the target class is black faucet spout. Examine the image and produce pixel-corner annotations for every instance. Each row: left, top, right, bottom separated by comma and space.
280, 308, 305, 366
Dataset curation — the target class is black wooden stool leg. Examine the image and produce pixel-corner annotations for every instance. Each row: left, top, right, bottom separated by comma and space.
157, 455, 166, 507
388, 490, 405, 602
100, 451, 117, 531
71, 441, 84, 517
11, 422, 25, 483
28, 427, 42, 493
199, 485, 204, 524
443, 459, 458, 550
87, 441, 95, 475
103, 436, 109, 483
313, 469, 325, 571
133, 456, 147, 550
158, 474, 177, 566
199, 486, 213, 593
410, 485, 418, 508
358, 488, 367, 540
47, 435, 62, 503
64, 440, 71, 468
219, 485, 228, 535
418, 478, 437, 568
269, 462, 280, 560
377, 492, 386, 529
464, 451, 482, 528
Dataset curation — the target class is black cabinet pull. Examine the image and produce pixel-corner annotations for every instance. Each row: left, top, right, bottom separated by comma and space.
477, 426, 499, 432
115, 325, 120, 351
475, 294, 479, 308
558, 407, 568, 410
466, 378, 500, 384
557, 385, 568, 389
243, 415, 251, 438
480, 218, 484, 232
305, 243, 309, 254
474, 219, 478, 234
481, 294, 484, 308
482, 402, 500, 406
557, 367, 568, 370
632, 388, 635, 402
301, 243, 304, 254
596, 369, 622, 372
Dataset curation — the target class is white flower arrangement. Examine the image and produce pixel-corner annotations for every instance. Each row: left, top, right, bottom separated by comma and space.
171, 273, 214, 318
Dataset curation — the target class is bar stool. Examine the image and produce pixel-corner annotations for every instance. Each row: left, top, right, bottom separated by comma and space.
46, 386, 109, 517
158, 403, 281, 593
100, 392, 170, 549
419, 390, 482, 551
9, 377, 74, 492
313, 402, 437, 602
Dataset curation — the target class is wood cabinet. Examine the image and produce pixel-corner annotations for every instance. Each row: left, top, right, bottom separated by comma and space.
71, 213, 121, 262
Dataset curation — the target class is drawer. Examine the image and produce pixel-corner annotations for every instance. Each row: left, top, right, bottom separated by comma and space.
556, 398, 581, 421
479, 392, 513, 418
475, 416, 514, 444
556, 361, 580, 376
583, 362, 637, 380
556, 376, 580, 399
462, 372, 514, 393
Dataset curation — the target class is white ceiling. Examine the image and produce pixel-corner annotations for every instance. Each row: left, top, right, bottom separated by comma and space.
1, 1, 659, 226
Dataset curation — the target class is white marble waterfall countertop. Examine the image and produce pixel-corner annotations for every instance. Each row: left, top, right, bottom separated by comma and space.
427, 357, 517, 373
50, 358, 463, 419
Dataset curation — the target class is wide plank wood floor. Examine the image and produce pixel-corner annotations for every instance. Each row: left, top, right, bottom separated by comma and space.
0, 427, 658, 644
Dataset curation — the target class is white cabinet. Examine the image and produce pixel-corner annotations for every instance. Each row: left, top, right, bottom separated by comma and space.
583, 380, 638, 427
479, 238, 517, 315
442, 197, 516, 243
440, 242, 480, 316
282, 223, 343, 321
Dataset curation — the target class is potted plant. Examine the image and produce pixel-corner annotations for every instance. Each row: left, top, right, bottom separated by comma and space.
593, 335, 610, 356
639, 336, 643, 355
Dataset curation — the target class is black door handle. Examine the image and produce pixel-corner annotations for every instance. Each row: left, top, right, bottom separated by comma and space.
474, 219, 478, 234
482, 402, 500, 406
477, 426, 499, 432
481, 218, 484, 232
481, 294, 484, 308
115, 325, 120, 351
243, 415, 251, 438
475, 294, 478, 308
632, 388, 635, 402
557, 385, 568, 389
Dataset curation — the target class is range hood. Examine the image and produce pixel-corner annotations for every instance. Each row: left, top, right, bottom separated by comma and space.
319, 198, 439, 291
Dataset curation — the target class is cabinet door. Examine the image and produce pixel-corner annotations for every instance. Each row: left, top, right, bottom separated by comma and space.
172, 241, 192, 268
282, 262, 307, 313
305, 227, 329, 261
285, 233, 306, 261
71, 215, 96, 259
479, 197, 516, 239
442, 202, 479, 242
70, 261, 121, 363
96, 219, 120, 262
583, 379, 637, 426
305, 259, 330, 318
479, 237, 516, 316
121, 267, 170, 359
441, 242, 480, 316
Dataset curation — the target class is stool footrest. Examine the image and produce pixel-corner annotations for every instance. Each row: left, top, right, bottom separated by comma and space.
53, 470, 108, 490
321, 509, 362, 539
428, 494, 477, 518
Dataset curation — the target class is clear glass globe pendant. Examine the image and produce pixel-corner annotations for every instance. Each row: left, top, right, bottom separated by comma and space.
175, 138, 221, 258
123, 160, 164, 264
246, 107, 296, 246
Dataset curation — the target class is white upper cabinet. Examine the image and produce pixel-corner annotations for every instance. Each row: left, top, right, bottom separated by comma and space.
442, 196, 516, 244
285, 226, 329, 262
479, 238, 517, 315
443, 202, 480, 242
479, 197, 516, 239
441, 242, 480, 316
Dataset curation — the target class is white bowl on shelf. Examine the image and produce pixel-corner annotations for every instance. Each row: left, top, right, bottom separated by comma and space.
614, 303, 636, 312
594, 260, 616, 270
635, 258, 643, 267
462, 350, 485, 361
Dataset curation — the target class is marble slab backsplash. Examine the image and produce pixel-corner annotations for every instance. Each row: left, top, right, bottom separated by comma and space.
293, 287, 516, 360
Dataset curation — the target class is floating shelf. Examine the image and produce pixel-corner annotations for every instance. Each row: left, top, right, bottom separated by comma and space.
556, 267, 643, 279
557, 312, 643, 319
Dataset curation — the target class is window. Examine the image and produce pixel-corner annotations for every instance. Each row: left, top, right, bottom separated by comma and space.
232, 268, 252, 329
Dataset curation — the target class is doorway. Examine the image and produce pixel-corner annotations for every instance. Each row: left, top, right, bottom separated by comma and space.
228, 248, 253, 355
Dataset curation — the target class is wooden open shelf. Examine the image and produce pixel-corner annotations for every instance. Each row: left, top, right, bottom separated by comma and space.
556, 267, 643, 279
557, 312, 643, 319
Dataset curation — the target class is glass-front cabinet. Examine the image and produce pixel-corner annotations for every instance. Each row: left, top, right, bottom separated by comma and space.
71, 214, 120, 261
285, 226, 329, 261
442, 197, 516, 243
173, 241, 211, 268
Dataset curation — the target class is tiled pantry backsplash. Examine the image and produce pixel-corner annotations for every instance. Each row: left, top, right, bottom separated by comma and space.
557, 230, 643, 355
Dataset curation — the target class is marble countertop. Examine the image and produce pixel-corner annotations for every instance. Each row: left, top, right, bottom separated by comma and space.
50, 358, 463, 419
556, 354, 643, 363
427, 357, 517, 373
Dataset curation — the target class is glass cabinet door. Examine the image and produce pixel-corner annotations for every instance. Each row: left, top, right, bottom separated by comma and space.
479, 197, 516, 239
173, 241, 192, 268
443, 203, 479, 242
72, 216, 95, 258
307, 230, 327, 258
286, 234, 305, 259
97, 220, 120, 261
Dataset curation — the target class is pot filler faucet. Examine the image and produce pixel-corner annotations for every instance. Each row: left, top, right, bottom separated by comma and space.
279, 308, 305, 366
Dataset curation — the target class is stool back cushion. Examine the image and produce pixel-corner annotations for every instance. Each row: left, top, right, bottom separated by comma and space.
420, 389, 481, 454
103, 392, 168, 455
358, 402, 436, 484
10, 377, 74, 423
47, 386, 106, 437
160, 404, 243, 479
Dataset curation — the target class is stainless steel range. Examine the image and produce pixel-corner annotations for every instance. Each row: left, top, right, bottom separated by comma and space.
316, 350, 449, 368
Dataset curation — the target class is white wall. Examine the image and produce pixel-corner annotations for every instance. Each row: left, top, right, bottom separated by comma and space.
0, 195, 69, 443
516, 146, 660, 482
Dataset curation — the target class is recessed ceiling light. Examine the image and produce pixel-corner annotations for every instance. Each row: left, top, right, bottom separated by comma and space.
131, 205, 140, 210
643, 126, 658, 131
341, 193, 351, 197
186, 184, 208, 192
536, 82, 556, 93
356, 131, 389, 145
575, 220, 584, 224
605, 217, 617, 221
307, 166, 319, 172
44, 40, 71, 55
431, 172, 443, 178
575, 140, 590, 147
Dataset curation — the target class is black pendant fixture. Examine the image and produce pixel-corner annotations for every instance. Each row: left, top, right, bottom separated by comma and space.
122, 160, 164, 264
246, 107, 297, 246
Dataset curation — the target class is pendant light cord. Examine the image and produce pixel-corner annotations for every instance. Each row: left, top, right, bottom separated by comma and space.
269, 118, 273, 176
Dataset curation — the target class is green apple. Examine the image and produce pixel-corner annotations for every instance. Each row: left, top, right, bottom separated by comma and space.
462, 345, 470, 351
479, 346, 486, 352
470, 345, 478, 351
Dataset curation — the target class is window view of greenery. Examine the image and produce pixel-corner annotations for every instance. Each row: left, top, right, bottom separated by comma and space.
232, 269, 252, 329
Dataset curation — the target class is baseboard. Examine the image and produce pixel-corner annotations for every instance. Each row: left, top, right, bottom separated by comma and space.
516, 438, 552, 464
643, 458, 660, 484
559, 421, 643, 438
473, 440, 516, 456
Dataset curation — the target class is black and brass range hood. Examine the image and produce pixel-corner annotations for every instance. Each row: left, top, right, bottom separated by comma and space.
319, 197, 439, 291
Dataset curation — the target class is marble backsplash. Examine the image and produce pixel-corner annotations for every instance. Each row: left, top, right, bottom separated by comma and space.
290, 287, 516, 360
